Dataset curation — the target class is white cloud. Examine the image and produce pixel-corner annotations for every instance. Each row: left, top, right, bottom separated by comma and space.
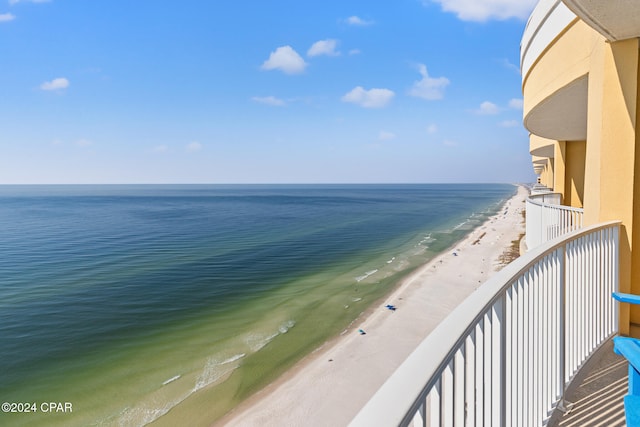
341, 86, 395, 108
379, 131, 396, 141
153, 145, 169, 153
500, 120, 520, 127
409, 64, 449, 100
307, 39, 340, 57
0, 13, 15, 22
252, 96, 286, 107
261, 46, 307, 75
40, 77, 69, 91
509, 98, 524, 109
476, 101, 499, 115
443, 139, 458, 147
499, 58, 520, 73
345, 16, 373, 26
427, 124, 438, 134
186, 141, 202, 153
348, 49, 361, 56
429, 0, 537, 22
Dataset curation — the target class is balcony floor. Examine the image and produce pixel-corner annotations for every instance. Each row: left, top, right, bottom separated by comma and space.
547, 338, 627, 427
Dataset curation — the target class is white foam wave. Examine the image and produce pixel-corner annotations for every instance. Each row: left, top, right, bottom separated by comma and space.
245, 332, 279, 352
453, 220, 468, 230
221, 353, 246, 365
162, 375, 181, 386
194, 353, 244, 392
355, 269, 378, 282
278, 320, 295, 334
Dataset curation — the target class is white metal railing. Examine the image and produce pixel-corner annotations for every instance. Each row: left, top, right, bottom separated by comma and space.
351, 221, 620, 427
530, 184, 553, 196
526, 193, 584, 249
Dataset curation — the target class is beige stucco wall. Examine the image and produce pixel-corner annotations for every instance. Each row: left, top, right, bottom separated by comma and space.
522, 19, 593, 121
564, 140, 585, 207
525, 20, 640, 334
581, 38, 640, 333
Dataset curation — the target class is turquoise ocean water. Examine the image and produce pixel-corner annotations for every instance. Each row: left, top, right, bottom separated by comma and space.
0, 184, 515, 426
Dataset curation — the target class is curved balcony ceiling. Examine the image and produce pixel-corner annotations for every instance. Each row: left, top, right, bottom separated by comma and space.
531, 145, 554, 157
532, 156, 550, 165
563, 0, 640, 41
524, 75, 588, 141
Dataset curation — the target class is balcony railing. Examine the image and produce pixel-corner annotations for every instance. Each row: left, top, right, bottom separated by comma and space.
526, 193, 584, 250
351, 221, 620, 427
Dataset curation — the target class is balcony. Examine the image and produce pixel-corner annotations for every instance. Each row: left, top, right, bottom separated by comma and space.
521, 0, 591, 143
351, 221, 620, 426
525, 193, 584, 250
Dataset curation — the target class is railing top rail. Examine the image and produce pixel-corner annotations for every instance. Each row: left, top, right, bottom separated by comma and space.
350, 220, 620, 427
529, 191, 561, 198
526, 195, 585, 213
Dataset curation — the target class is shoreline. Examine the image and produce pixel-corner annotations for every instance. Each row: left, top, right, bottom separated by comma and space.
215, 185, 527, 427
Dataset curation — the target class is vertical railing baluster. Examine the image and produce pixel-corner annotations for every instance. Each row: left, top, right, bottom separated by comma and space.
530, 257, 544, 425
516, 277, 525, 426
505, 286, 513, 427
483, 311, 492, 427
465, 332, 476, 427
429, 379, 441, 427
492, 298, 504, 426
559, 243, 568, 408
454, 346, 465, 426
443, 360, 454, 427
475, 320, 484, 426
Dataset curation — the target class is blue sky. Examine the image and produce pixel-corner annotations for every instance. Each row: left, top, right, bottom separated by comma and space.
0, 0, 538, 184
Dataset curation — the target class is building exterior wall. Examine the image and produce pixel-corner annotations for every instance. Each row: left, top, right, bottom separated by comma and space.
522, 19, 592, 128
564, 140, 585, 207
522, 3, 640, 335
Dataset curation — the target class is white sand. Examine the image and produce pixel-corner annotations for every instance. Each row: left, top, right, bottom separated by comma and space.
218, 185, 528, 427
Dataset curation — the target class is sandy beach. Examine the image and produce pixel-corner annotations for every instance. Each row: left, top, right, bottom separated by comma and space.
218, 185, 528, 427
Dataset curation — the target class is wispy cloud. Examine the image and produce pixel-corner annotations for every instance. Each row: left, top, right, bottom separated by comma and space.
379, 131, 396, 141
428, 0, 537, 22
475, 101, 500, 115
252, 96, 286, 107
348, 49, 361, 56
307, 39, 340, 57
500, 120, 520, 127
40, 77, 69, 91
443, 139, 458, 147
341, 86, 395, 108
345, 16, 374, 26
499, 58, 520, 73
408, 64, 449, 100
0, 13, 15, 22
186, 141, 202, 153
153, 144, 169, 153
427, 124, 438, 134
509, 98, 524, 109
261, 46, 307, 75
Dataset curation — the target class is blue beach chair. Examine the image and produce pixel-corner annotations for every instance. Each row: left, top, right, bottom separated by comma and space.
612, 292, 640, 426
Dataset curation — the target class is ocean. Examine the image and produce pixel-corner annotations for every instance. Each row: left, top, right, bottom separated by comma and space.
0, 184, 515, 426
